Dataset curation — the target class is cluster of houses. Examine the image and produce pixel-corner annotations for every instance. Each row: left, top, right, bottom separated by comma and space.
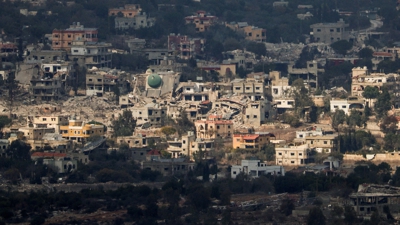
1, 2, 400, 181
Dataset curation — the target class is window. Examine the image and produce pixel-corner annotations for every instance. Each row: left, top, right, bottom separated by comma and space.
317, 29, 321, 32
299, 153, 302, 156
342, 105, 347, 108
337, 28, 340, 32
290, 153, 295, 156
235, 87, 241, 90
334, 105, 338, 108
291, 161, 295, 164
233, 171, 237, 174
324, 141, 328, 144
42, 118, 47, 121
228, 126, 231, 128
186, 87, 191, 91
253, 115, 257, 118
217, 126, 220, 129
330, 29, 334, 32
278, 152, 282, 155
73, 50, 78, 53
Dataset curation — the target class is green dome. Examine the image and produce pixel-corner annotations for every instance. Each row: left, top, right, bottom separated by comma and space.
147, 74, 162, 88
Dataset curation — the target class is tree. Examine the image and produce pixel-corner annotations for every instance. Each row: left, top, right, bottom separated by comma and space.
161, 126, 176, 139
380, 115, 398, 134
358, 48, 373, 59
347, 110, 364, 128
307, 207, 326, 225
111, 110, 136, 137
332, 110, 346, 131
374, 88, 392, 119
362, 86, 379, 100
331, 40, 353, 56
280, 197, 295, 216
344, 205, 357, 225
0, 116, 11, 131
246, 42, 266, 59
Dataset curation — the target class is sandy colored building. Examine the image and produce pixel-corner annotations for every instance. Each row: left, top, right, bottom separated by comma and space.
185, 10, 217, 32
108, 4, 141, 17
167, 131, 214, 159
275, 144, 313, 166
51, 22, 98, 51
27, 115, 69, 133
59, 117, 105, 143
233, 132, 275, 150
195, 114, 233, 139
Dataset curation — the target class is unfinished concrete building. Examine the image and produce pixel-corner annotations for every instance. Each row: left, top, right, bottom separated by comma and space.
232, 78, 266, 101
350, 184, 400, 217
30, 73, 63, 102
287, 60, 324, 89
166, 131, 214, 159
131, 102, 167, 128
86, 73, 118, 96
243, 100, 275, 127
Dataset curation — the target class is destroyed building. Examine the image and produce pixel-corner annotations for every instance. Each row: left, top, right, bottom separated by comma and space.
350, 184, 400, 217
131, 102, 167, 128
30, 70, 64, 102
166, 131, 214, 159
195, 114, 233, 139
134, 69, 180, 98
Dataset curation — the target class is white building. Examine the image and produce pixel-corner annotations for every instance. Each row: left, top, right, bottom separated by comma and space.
330, 98, 364, 115
231, 159, 285, 179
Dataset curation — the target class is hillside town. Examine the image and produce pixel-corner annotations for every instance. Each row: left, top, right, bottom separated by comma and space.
2, 0, 400, 224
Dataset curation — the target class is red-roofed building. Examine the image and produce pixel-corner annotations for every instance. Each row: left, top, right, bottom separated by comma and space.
31, 152, 67, 159
195, 114, 233, 139
233, 133, 275, 150
146, 149, 161, 161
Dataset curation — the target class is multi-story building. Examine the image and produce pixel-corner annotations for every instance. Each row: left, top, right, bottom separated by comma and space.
116, 134, 161, 148
231, 159, 285, 179
167, 131, 214, 159
175, 81, 216, 102
273, 97, 295, 113
232, 78, 266, 101
115, 12, 155, 30
27, 115, 69, 133
108, 4, 141, 17
270, 71, 291, 98
295, 127, 338, 153
195, 114, 233, 139
351, 66, 397, 97
243, 100, 275, 127
232, 132, 275, 150
40, 61, 75, 86
51, 22, 98, 51
59, 117, 105, 143
168, 34, 206, 60
275, 144, 314, 166
19, 127, 55, 141
226, 22, 266, 42
25, 50, 68, 64
287, 60, 324, 89
305, 135, 338, 153
310, 19, 349, 44
0, 42, 18, 62
185, 10, 217, 32
131, 102, 167, 128
70, 41, 112, 69
141, 158, 195, 176
125, 38, 146, 52
86, 73, 118, 96
132, 48, 174, 65
30, 74, 63, 102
